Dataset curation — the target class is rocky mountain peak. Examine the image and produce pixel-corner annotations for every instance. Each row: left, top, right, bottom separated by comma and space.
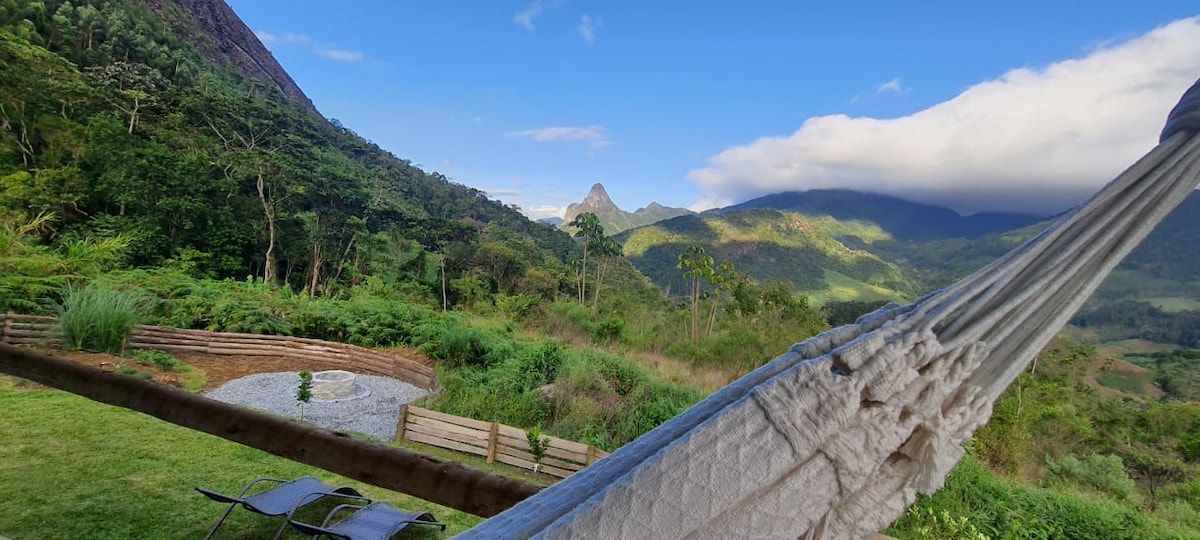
145, 0, 316, 112
564, 183, 619, 223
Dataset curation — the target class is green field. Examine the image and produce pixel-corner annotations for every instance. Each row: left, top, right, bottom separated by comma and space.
0, 376, 480, 539
809, 269, 910, 305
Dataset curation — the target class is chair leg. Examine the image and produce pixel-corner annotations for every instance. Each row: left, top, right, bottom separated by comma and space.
271, 518, 291, 540
203, 503, 237, 540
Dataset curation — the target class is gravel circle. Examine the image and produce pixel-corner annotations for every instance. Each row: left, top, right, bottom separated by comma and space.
205, 371, 430, 440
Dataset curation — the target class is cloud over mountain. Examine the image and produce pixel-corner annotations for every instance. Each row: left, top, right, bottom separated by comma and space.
688, 18, 1200, 215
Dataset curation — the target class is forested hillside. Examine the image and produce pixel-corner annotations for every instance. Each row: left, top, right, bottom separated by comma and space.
619, 208, 913, 303
0, 0, 576, 307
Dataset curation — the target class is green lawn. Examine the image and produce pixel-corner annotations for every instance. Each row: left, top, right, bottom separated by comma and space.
0, 376, 484, 539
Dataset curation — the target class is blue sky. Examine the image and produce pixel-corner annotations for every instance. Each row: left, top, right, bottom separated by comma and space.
226, 1, 1200, 219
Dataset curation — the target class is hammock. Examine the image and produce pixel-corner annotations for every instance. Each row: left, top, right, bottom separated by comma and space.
461, 78, 1200, 539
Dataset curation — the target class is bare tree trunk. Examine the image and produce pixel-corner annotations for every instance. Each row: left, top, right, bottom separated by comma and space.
0, 344, 538, 517
308, 243, 323, 297
441, 255, 448, 312
256, 173, 276, 283
592, 256, 609, 308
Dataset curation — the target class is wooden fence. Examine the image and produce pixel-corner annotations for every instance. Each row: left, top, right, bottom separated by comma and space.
0, 313, 438, 392
397, 405, 608, 479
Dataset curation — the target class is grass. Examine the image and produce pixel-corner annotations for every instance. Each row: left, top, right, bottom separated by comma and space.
809, 269, 909, 305
1096, 369, 1155, 395
1145, 297, 1200, 313
59, 285, 143, 354
886, 455, 1199, 540
0, 376, 482, 539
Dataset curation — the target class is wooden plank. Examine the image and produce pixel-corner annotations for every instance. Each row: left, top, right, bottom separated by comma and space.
132, 326, 213, 339
492, 454, 574, 479
2, 329, 54, 338
7, 322, 57, 330
127, 343, 210, 354
207, 348, 294, 357
405, 431, 489, 457
407, 423, 490, 449
6, 337, 61, 345
204, 337, 294, 347
496, 424, 526, 439
494, 445, 583, 472
496, 434, 589, 465
407, 407, 493, 432
407, 416, 489, 441
7, 314, 55, 323
127, 336, 220, 347
546, 436, 590, 455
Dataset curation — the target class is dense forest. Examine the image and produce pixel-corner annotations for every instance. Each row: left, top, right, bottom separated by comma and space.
2, 1, 1200, 538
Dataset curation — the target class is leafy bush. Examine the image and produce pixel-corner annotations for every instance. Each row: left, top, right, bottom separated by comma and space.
1046, 453, 1137, 503
126, 349, 178, 371
590, 316, 625, 343
59, 284, 144, 354
887, 456, 1185, 540
416, 323, 510, 368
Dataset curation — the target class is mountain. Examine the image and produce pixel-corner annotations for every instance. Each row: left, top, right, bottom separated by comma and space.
715, 189, 1044, 241
0, 0, 578, 293
617, 208, 913, 303
132, 0, 316, 111
563, 183, 692, 235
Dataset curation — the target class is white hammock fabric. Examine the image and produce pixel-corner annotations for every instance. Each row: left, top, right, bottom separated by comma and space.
461, 79, 1200, 540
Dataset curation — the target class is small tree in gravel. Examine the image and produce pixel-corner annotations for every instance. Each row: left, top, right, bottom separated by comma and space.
526, 425, 551, 480
296, 371, 313, 422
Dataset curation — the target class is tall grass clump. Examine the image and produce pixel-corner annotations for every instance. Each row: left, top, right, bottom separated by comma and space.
59, 284, 144, 354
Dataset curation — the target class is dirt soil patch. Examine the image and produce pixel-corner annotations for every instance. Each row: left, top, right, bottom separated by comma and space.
27, 346, 433, 392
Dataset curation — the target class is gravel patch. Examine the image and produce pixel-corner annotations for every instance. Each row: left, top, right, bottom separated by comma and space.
205, 371, 430, 440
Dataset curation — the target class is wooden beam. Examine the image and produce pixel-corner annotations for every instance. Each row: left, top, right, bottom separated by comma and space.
0, 343, 539, 517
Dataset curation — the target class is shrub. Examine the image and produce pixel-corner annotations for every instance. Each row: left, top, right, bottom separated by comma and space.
59, 284, 144, 354
126, 349, 178, 371
419, 324, 505, 368
590, 317, 625, 344
1045, 453, 1136, 503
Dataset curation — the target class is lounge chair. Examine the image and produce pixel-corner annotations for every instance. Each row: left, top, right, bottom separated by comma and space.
287, 492, 446, 540
196, 476, 363, 539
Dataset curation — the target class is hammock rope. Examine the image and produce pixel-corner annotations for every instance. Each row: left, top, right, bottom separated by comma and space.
462, 78, 1200, 539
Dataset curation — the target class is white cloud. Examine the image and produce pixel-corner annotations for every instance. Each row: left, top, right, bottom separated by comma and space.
515, 0, 545, 30
579, 15, 602, 44
876, 77, 910, 95
688, 17, 1200, 215
316, 48, 364, 62
254, 30, 367, 63
484, 188, 524, 197
524, 204, 567, 220
507, 126, 611, 148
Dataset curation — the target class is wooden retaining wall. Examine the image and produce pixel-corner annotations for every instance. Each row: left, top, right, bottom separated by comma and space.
0, 314, 59, 346
397, 405, 608, 479
0, 313, 438, 392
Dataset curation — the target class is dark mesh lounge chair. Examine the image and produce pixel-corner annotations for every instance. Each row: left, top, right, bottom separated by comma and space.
196, 476, 363, 539
287, 493, 446, 540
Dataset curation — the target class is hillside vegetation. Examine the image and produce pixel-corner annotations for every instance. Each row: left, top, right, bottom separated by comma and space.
619, 209, 913, 302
